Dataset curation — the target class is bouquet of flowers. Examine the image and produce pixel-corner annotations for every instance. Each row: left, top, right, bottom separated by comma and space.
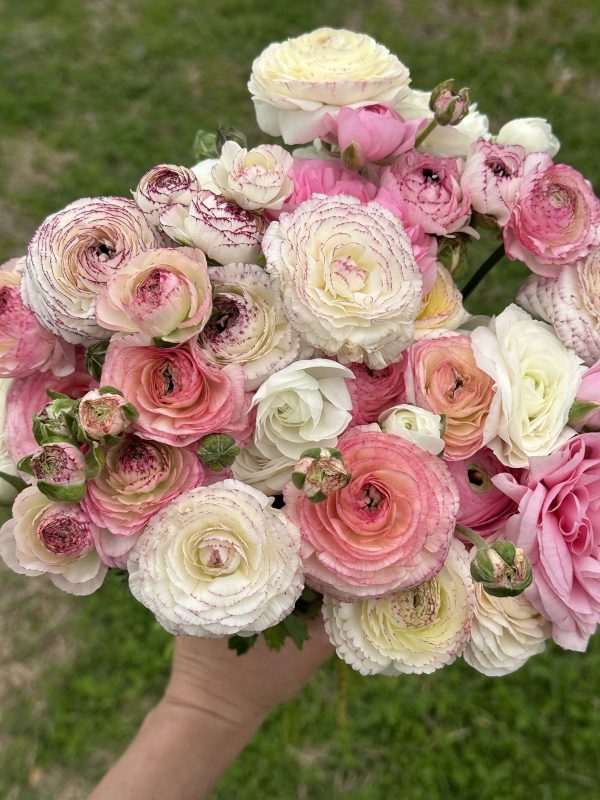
2, 27, 600, 678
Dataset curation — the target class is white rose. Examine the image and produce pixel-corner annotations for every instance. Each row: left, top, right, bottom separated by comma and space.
496, 117, 560, 157
464, 579, 550, 677
0, 486, 107, 595
127, 480, 304, 636
379, 404, 445, 455
0, 379, 19, 506
471, 304, 585, 467
415, 263, 470, 338
322, 539, 474, 675
133, 164, 200, 227
160, 190, 266, 265
249, 27, 411, 145
395, 88, 490, 157
212, 142, 294, 211
191, 158, 220, 192
264, 194, 423, 369
198, 262, 302, 390
232, 441, 294, 496
252, 359, 353, 461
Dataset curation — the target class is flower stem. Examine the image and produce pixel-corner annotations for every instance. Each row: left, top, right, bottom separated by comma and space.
414, 119, 438, 149
455, 524, 487, 549
336, 659, 350, 729
460, 243, 506, 300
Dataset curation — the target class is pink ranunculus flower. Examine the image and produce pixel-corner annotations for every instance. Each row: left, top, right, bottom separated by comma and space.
93, 527, 141, 569
78, 389, 135, 440
346, 360, 406, 425
101, 339, 249, 447
404, 333, 498, 461
323, 104, 426, 167
95, 247, 212, 343
0, 486, 107, 595
5, 358, 97, 466
446, 447, 522, 538
571, 358, 600, 430
503, 154, 600, 278
460, 139, 525, 226
284, 425, 459, 600
380, 151, 473, 236
0, 258, 75, 379
83, 434, 203, 535
494, 433, 600, 651
280, 159, 377, 214
133, 163, 200, 227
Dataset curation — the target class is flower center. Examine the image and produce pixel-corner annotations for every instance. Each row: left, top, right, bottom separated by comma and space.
95, 241, 116, 261
422, 168, 440, 184
362, 481, 385, 510
467, 463, 492, 493
38, 514, 93, 557
487, 159, 510, 178
331, 255, 367, 295
391, 579, 441, 629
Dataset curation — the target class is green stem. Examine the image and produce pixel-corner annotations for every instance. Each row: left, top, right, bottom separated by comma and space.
455, 524, 487, 549
461, 243, 506, 300
414, 118, 438, 149
336, 659, 349, 729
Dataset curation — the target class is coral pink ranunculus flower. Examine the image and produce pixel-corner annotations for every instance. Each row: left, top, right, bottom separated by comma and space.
101, 339, 248, 447
346, 361, 406, 425
280, 159, 377, 214
495, 433, 600, 651
284, 426, 459, 600
404, 333, 497, 461
504, 154, 600, 278
84, 434, 204, 535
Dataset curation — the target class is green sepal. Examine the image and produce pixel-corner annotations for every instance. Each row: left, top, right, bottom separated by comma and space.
122, 403, 139, 423
152, 337, 179, 348
84, 445, 105, 479
36, 480, 86, 503
0, 471, 28, 493
492, 540, 517, 566
291, 471, 306, 490
470, 549, 495, 583
227, 633, 258, 656
307, 489, 327, 504
46, 389, 70, 402
192, 129, 218, 161
340, 141, 362, 171
98, 386, 123, 397
568, 400, 600, 426
216, 125, 247, 154
299, 447, 325, 461
85, 340, 110, 381
16, 455, 34, 476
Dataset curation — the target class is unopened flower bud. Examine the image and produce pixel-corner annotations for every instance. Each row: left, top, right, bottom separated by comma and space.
193, 129, 218, 161
429, 79, 470, 126
22, 442, 87, 502
292, 447, 351, 503
216, 125, 248, 155
197, 433, 240, 471
78, 388, 137, 442
32, 391, 78, 446
470, 539, 533, 597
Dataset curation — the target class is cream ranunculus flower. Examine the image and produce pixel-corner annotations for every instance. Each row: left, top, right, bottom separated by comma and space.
471, 304, 586, 467
395, 88, 490, 157
415, 263, 470, 338
212, 142, 294, 211
0, 379, 19, 506
322, 539, 474, 675
133, 164, 200, 227
231, 441, 294, 496
191, 158, 220, 193
127, 480, 304, 637
198, 262, 302, 390
463, 578, 551, 677
496, 117, 560, 157
249, 28, 411, 145
264, 194, 423, 369
252, 359, 353, 461
378, 403, 445, 456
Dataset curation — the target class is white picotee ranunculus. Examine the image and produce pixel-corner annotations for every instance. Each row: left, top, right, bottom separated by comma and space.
191, 158, 220, 193
496, 117, 560, 157
415, 263, 470, 338
249, 28, 411, 145
212, 142, 294, 211
127, 480, 304, 637
463, 579, 550, 677
471, 304, 585, 467
322, 539, 474, 675
232, 441, 295, 496
0, 378, 19, 506
133, 164, 200, 227
264, 194, 423, 369
395, 88, 490, 157
198, 262, 302, 390
517, 253, 600, 366
21, 196, 162, 344
160, 190, 266, 265
379, 403, 445, 456
252, 359, 353, 461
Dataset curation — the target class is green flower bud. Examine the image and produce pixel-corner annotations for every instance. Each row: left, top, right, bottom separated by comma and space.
470, 540, 533, 598
429, 79, 470, 126
292, 448, 351, 503
197, 434, 240, 471
193, 129, 218, 161
216, 126, 248, 155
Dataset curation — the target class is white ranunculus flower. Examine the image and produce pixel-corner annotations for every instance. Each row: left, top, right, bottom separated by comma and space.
395, 88, 490, 157
264, 194, 423, 369
0, 379, 19, 506
127, 480, 304, 637
249, 28, 411, 145
191, 158, 220, 192
21, 196, 162, 344
496, 117, 560, 157
160, 190, 266, 265
323, 540, 474, 675
415, 263, 470, 338
232, 441, 294, 496
198, 262, 302, 390
133, 164, 200, 227
379, 403, 445, 455
212, 142, 294, 211
471, 304, 586, 467
252, 359, 353, 461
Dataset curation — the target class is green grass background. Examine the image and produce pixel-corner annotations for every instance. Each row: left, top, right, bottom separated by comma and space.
1, 0, 600, 797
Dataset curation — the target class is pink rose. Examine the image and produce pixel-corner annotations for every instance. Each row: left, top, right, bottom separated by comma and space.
284, 426, 459, 599
404, 333, 497, 461
323, 105, 425, 167
380, 151, 473, 235
504, 154, 600, 278
446, 447, 521, 538
5, 358, 97, 465
346, 361, 406, 425
461, 139, 525, 226
495, 433, 600, 650
83, 434, 203, 535
280, 159, 377, 214
0, 258, 75, 379
101, 339, 249, 447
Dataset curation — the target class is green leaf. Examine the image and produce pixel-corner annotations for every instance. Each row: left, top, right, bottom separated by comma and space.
282, 614, 309, 650
227, 634, 258, 656
568, 400, 599, 426
0, 471, 28, 493
262, 624, 288, 652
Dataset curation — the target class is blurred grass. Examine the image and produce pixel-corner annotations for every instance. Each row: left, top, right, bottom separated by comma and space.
1, 0, 600, 798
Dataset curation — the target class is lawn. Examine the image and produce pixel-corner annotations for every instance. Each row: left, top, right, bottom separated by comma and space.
1, 1, 600, 798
